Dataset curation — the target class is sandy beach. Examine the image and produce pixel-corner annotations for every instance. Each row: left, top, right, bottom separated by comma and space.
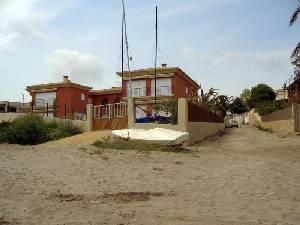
0, 126, 300, 225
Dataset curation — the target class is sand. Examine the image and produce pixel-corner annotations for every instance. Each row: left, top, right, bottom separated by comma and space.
0, 127, 300, 225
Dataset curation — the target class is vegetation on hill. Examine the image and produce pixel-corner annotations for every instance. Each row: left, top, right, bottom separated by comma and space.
193, 83, 282, 116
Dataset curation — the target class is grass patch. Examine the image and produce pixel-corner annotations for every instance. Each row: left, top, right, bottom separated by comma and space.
257, 126, 273, 133
93, 139, 189, 154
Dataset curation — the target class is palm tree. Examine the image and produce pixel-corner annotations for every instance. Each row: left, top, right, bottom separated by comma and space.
198, 88, 219, 110
290, 5, 300, 60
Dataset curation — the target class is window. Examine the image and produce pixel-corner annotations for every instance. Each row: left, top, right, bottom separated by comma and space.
151, 78, 172, 96
35, 92, 56, 107
101, 98, 108, 105
81, 93, 86, 101
186, 87, 189, 94
127, 80, 146, 97
114, 96, 121, 103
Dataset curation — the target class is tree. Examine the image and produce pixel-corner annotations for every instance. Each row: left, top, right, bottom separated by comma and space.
255, 101, 276, 116
214, 95, 233, 116
289, 3, 300, 69
249, 84, 276, 108
230, 97, 247, 114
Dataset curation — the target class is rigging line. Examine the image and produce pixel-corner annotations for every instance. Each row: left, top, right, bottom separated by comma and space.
150, 36, 156, 68
121, 9, 124, 91
158, 42, 165, 65
122, 0, 132, 98
115, 36, 123, 74
154, 5, 158, 104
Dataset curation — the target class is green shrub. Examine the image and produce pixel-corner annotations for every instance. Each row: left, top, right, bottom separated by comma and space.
255, 101, 276, 116
0, 121, 11, 143
257, 126, 273, 133
5, 114, 51, 145
2, 115, 83, 145
57, 120, 83, 138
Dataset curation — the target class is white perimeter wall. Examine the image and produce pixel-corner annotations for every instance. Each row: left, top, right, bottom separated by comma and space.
0, 113, 26, 122
188, 122, 225, 145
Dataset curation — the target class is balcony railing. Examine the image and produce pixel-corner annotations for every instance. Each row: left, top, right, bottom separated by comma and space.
93, 102, 128, 119
125, 86, 172, 97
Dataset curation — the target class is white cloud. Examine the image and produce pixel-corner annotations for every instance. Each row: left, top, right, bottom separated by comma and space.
46, 49, 103, 85
0, 0, 62, 49
181, 46, 292, 96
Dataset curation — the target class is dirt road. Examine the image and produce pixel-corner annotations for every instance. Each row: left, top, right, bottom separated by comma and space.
0, 127, 300, 225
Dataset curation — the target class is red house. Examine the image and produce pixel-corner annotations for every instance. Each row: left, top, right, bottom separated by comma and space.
26, 76, 91, 119
26, 65, 200, 119
117, 64, 200, 103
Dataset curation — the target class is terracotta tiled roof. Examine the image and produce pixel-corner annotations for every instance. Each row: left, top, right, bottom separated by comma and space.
90, 87, 122, 95
26, 81, 92, 92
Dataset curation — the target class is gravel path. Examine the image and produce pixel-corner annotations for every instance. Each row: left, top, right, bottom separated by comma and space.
0, 127, 300, 225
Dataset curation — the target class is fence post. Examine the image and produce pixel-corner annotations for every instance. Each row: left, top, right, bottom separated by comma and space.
178, 98, 188, 132
293, 104, 299, 132
64, 104, 67, 119
46, 103, 49, 117
86, 104, 93, 132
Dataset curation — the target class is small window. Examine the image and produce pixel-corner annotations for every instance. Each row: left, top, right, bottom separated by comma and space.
114, 96, 121, 103
81, 93, 86, 101
101, 98, 108, 105
185, 87, 189, 94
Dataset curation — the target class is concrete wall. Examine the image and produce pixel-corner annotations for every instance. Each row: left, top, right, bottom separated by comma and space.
129, 98, 224, 145
260, 104, 300, 133
0, 113, 26, 122
262, 120, 295, 133
250, 109, 262, 127
188, 122, 225, 145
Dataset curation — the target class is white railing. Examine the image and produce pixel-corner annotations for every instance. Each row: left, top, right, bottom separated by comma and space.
93, 102, 128, 119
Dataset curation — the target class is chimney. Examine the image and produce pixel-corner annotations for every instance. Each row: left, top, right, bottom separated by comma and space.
161, 63, 167, 68
63, 75, 69, 83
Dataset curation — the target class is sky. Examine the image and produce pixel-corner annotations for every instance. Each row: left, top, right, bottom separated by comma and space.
0, 0, 300, 102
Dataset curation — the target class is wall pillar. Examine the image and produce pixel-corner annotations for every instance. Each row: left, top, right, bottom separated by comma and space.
293, 104, 300, 132
4, 103, 8, 113
127, 98, 135, 129
86, 104, 93, 132
177, 98, 188, 132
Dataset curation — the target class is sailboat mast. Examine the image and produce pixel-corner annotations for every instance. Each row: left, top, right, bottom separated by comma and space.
122, 0, 132, 98
154, 6, 158, 104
